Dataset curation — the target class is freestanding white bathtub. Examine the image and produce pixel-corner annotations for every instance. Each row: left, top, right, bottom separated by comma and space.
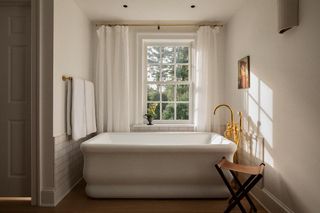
80, 132, 237, 198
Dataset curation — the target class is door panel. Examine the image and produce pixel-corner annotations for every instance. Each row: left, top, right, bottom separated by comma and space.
0, 5, 31, 197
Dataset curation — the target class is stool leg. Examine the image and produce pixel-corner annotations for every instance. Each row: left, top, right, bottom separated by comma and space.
226, 198, 247, 213
226, 175, 263, 212
229, 173, 256, 204
215, 165, 247, 213
230, 171, 257, 212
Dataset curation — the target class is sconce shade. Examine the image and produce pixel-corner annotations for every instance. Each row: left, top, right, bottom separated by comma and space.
277, 0, 299, 34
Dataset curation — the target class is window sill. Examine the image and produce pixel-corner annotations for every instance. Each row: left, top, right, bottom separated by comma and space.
131, 124, 195, 132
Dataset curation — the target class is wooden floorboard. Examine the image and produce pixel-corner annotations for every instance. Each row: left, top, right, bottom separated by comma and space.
0, 181, 267, 213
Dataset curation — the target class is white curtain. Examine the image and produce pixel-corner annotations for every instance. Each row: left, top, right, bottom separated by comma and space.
95, 26, 130, 132
194, 26, 221, 132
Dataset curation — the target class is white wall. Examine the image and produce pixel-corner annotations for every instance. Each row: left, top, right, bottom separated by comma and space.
224, 0, 320, 212
52, 0, 93, 206
53, 0, 93, 136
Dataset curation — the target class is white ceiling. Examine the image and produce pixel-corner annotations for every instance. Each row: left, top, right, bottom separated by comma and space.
74, 0, 247, 23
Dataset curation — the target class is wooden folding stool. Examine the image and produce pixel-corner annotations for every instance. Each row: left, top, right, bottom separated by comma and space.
215, 157, 265, 213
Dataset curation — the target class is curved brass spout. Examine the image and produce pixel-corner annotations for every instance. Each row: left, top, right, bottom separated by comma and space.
213, 104, 234, 125
213, 104, 243, 162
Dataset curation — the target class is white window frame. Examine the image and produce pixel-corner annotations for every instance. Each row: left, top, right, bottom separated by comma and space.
143, 39, 195, 124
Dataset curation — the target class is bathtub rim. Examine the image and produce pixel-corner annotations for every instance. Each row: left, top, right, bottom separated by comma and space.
80, 132, 237, 154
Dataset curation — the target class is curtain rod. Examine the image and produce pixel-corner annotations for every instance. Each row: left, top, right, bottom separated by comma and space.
95, 23, 223, 28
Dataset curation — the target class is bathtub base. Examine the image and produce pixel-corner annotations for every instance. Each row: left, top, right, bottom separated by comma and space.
81, 132, 237, 199
85, 184, 229, 198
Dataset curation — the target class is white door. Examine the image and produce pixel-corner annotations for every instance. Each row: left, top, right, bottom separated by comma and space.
0, 5, 31, 196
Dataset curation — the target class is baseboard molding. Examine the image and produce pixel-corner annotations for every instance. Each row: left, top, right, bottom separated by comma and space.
40, 187, 55, 207
250, 192, 271, 213
43, 178, 294, 211
40, 178, 83, 207
251, 187, 294, 213
54, 177, 83, 206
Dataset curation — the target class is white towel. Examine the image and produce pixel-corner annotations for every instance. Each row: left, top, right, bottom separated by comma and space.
66, 80, 72, 136
84, 80, 97, 135
71, 78, 86, 141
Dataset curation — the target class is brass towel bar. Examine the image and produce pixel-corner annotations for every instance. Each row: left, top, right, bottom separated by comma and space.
62, 75, 72, 81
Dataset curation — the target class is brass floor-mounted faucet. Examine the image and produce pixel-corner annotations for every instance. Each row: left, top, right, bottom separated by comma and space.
213, 104, 243, 146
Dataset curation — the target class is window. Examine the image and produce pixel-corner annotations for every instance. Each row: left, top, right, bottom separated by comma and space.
144, 41, 193, 123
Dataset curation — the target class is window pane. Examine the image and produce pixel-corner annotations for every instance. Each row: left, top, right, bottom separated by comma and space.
176, 103, 189, 120
161, 65, 174, 81
162, 103, 174, 120
147, 65, 160, 81
147, 46, 160, 63
145, 43, 192, 122
176, 47, 189, 63
161, 85, 175, 101
162, 47, 174, 63
176, 65, 189, 81
147, 84, 160, 101
176, 85, 189, 101
147, 103, 160, 120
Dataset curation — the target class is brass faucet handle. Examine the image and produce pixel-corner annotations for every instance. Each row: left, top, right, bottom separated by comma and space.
234, 123, 240, 131
213, 104, 242, 145
224, 122, 233, 141
238, 111, 243, 132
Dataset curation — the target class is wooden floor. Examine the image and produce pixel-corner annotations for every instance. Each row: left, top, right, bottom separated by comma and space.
0, 181, 266, 213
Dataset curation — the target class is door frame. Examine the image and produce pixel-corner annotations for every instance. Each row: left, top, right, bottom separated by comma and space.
0, 0, 40, 205
30, 0, 39, 206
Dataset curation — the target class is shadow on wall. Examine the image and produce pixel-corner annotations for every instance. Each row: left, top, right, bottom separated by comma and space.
238, 72, 274, 187
238, 73, 295, 211
240, 72, 274, 167
237, 72, 297, 211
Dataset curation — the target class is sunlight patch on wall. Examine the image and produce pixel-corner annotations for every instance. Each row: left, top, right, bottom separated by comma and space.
260, 107, 273, 148
242, 72, 274, 168
264, 148, 274, 167
260, 81, 273, 118
248, 72, 259, 101
248, 95, 259, 126
248, 72, 259, 126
